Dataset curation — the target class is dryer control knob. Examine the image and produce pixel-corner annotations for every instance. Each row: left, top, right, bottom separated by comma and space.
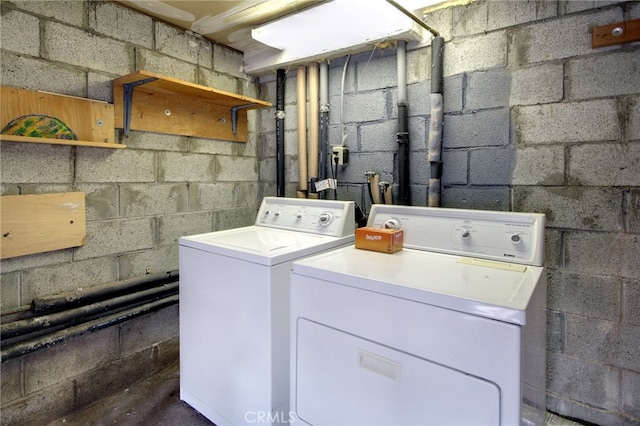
384, 219, 401, 229
460, 229, 471, 239
510, 234, 522, 244
318, 212, 333, 226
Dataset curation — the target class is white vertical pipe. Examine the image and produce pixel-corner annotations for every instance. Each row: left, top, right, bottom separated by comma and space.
297, 65, 308, 197
308, 62, 320, 198
397, 40, 407, 104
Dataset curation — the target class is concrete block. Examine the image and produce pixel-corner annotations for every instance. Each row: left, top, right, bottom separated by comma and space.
566, 314, 640, 371
356, 53, 397, 92
78, 184, 119, 220
510, 63, 564, 106
158, 212, 214, 247
514, 99, 620, 144
623, 278, 640, 326
487, 0, 557, 31
328, 56, 356, 97
546, 394, 629, 426
547, 351, 620, 411
443, 31, 507, 77
1, 52, 87, 96
89, 1, 153, 49
328, 123, 358, 149
565, 231, 640, 279
76, 148, 155, 183
629, 95, 640, 141
360, 121, 398, 152
441, 186, 510, 210
13, 0, 85, 26
545, 229, 563, 269
213, 44, 247, 79
561, 0, 622, 14
547, 310, 565, 354
119, 245, 178, 279
197, 67, 238, 94
43, 21, 131, 76
567, 51, 640, 100
88, 71, 116, 103
0, 356, 22, 404
216, 155, 258, 182
74, 218, 155, 260
158, 152, 216, 182
235, 182, 259, 208
410, 150, 430, 185
0, 9, 40, 56
547, 270, 621, 321
444, 74, 464, 113
469, 147, 514, 185
633, 1, 640, 18
512, 145, 565, 185
120, 183, 188, 217
216, 207, 259, 230
441, 150, 467, 185
259, 157, 276, 183
409, 184, 427, 207
569, 142, 640, 186
119, 130, 188, 152
422, 6, 453, 41
513, 186, 623, 231
25, 326, 119, 394
0, 143, 73, 184
342, 91, 388, 124
74, 346, 156, 410
1, 271, 21, 311
21, 257, 119, 301
121, 305, 178, 357
507, 8, 622, 66
0, 380, 75, 426
466, 68, 511, 111
443, 108, 510, 148
338, 152, 395, 185
406, 47, 431, 84
622, 370, 640, 419
0, 249, 72, 275
136, 48, 197, 83
188, 182, 236, 211
155, 22, 212, 68
452, 1, 488, 37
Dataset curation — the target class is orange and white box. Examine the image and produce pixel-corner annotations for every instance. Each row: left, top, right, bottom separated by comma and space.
355, 227, 404, 254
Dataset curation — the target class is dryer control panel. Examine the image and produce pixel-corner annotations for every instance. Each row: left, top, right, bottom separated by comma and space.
368, 205, 545, 266
256, 197, 356, 237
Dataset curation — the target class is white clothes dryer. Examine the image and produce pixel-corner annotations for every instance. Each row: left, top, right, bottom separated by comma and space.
179, 197, 355, 426
290, 205, 547, 426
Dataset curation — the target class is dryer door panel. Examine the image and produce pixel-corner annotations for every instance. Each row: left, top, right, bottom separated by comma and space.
295, 319, 500, 426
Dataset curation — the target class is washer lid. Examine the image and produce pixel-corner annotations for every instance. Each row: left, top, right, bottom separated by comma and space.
179, 226, 354, 266
291, 246, 545, 325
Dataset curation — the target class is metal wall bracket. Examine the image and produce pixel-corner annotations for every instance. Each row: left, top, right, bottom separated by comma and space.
122, 77, 158, 137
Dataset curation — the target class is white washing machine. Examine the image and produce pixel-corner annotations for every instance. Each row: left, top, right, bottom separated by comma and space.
179, 197, 355, 426
290, 205, 547, 426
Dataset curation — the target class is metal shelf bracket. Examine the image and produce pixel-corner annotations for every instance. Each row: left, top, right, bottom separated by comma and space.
122, 77, 158, 137
231, 104, 257, 135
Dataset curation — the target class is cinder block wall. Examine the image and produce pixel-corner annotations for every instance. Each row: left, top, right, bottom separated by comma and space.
258, 0, 639, 424
0, 0, 264, 424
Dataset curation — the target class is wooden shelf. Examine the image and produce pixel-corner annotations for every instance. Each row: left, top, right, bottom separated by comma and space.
1, 86, 124, 149
113, 70, 272, 143
0, 135, 125, 149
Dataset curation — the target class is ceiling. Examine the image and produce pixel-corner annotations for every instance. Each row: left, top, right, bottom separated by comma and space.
114, 0, 460, 74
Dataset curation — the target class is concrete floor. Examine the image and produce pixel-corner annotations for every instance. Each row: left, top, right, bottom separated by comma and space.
45, 363, 584, 426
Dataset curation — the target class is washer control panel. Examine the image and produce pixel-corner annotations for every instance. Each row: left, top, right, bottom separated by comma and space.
256, 197, 355, 237
368, 205, 545, 266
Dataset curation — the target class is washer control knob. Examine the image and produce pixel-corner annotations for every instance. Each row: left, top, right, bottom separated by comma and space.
384, 219, 401, 229
460, 229, 471, 239
510, 234, 522, 244
296, 214, 302, 219
264, 210, 270, 215
274, 212, 280, 217
318, 212, 333, 226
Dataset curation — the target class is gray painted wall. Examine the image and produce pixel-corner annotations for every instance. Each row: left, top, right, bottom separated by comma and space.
0, 0, 638, 425
257, 0, 640, 424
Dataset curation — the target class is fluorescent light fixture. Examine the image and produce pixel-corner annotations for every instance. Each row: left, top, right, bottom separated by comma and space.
246, 0, 433, 74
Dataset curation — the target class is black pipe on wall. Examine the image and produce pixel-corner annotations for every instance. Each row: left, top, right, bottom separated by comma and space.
276, 68, 286, 197
397, 102, 410, 205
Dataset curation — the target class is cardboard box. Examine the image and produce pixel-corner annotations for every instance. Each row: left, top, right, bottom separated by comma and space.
355, 227, 404, 254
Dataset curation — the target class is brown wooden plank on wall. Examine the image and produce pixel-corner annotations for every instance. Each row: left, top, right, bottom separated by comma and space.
1, 192, 87, 259
592, 18, 640, 48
